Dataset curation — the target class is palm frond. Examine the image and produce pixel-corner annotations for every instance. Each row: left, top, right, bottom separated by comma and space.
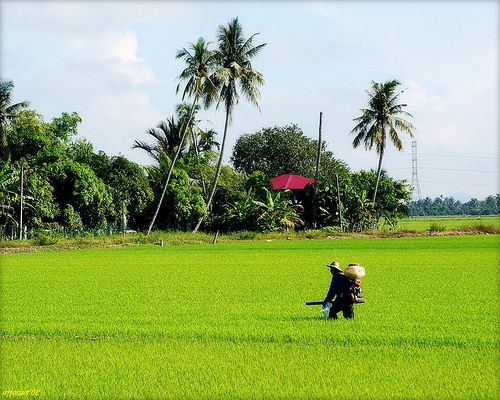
393, 117, 416, 138
6, 101, 30, 114
243, 41, 267, 59
388, 126, 403, 151
144, 126, 165, 143
352, 130, 366, 149
132, 140, 157, 158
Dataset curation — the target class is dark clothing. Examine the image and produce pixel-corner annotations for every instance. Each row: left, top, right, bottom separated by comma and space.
328, 299, 354, 319
324, 272, 354, 319
324, 272, 352, 302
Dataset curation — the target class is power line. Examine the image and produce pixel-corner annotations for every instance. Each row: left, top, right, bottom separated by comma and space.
419, 167, 499, 173
350, 153, 498, 162
348, 154, 409, 161
420, 181, 499, 187
420, 153, 499, 160
384, 167, 498, 173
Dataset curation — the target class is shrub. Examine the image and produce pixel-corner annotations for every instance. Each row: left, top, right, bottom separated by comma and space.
321, 226, 341, 234
429, 223, 446, 233
34, 233, 58, 246
460, 223, 498, 234
474, 224, 498, 233
236, 231, 257, 240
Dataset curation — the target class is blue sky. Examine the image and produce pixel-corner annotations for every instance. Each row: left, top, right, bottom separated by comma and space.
1, 0, 498, 200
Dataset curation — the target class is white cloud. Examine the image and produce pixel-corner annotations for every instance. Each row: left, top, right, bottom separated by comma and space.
106, 31, 159, 85
109, 62, 159, 86
109, 31, 139, 64
404, 80, 446, 113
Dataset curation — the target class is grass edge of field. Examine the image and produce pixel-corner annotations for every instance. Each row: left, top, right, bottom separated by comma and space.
0, 214, 499, 252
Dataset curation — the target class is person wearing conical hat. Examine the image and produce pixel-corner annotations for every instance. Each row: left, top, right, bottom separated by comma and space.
323, 261, 354, 319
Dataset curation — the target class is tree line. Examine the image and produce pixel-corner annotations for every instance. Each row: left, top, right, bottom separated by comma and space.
1, 17, 422, 239
408, 195, 499, 216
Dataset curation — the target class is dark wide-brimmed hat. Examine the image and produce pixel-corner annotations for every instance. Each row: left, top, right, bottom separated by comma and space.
326, 261, 342, 271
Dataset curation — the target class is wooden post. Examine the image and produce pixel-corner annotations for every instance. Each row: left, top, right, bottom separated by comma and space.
212, 230, 219, 244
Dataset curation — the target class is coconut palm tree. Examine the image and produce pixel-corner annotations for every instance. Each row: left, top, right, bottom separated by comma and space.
0, 80, 29, 160
143, 38, 217, 235
351, 80, 415, 205
193, 17, 266, 232
176, 37, 218, 110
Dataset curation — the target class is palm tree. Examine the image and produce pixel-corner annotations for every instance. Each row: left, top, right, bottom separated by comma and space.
143, 38, 217, 235
193, 17, 266, 232
351, 80, 415, 205
176, 102, 202, 153
176, 103, 220, 155
133, 117, 183, 164
194, 128, 220, 154
0, 80, 29, 160
176, 102, 216, 198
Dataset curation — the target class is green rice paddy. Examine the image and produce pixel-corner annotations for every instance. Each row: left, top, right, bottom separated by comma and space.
395, 215, 499, 232
1, 235, 498, 399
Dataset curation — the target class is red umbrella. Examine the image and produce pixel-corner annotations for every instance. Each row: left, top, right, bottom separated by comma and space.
270, 174, 315, 190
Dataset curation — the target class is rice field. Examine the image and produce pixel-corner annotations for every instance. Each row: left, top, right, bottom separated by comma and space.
394, 215, 499, 232
1, 235, 498, 399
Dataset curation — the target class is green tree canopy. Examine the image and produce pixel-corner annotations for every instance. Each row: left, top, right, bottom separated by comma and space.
231, 124, 350, 182
346, 169, 411, 228
145, 166, 206, 231
46, 159, 113, 230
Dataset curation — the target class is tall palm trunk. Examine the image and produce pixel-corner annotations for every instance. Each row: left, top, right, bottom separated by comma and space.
193, 101, 231, 233
146, 98, 198, 235
190, 130, 207, 198
372, 149, 384, 205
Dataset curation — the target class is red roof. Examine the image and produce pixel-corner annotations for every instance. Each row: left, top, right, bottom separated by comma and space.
270, 174, 315, 190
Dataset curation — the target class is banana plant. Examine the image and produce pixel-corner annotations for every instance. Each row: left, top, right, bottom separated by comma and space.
253, 188, 303, 232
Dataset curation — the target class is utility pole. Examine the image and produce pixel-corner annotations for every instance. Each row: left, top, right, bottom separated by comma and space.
19, 164, 24, 240
335, 173, 343, 233
309, 112, 323, 230
121, 200, 126, 237
313, 112, 322, 197
411, 141, 421, 200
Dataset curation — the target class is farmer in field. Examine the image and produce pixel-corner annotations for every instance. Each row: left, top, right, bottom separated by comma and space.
323, 261, 355, 319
